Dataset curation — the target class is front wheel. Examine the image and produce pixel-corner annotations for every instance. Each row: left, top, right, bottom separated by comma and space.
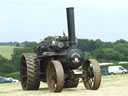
46, 60, 64, 92
82, 59, 101, 90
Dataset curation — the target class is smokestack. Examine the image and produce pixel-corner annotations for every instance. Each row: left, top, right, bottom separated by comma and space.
66, 7, 76, 48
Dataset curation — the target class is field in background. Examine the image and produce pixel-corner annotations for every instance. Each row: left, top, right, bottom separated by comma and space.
0, 45, 21, 59
0, 74, 128, 96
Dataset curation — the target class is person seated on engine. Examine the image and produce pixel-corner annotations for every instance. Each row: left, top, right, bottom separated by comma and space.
48, 37, 57, 52
36, 38, 51, 55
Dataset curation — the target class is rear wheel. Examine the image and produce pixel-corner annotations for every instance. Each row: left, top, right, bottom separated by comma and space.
82, 59, 101, 90
20, 53, 40, 90
46, 60, 64, 92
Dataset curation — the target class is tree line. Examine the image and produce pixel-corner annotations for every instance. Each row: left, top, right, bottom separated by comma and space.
0, 41, 37, 46
0, 39, 128, 79
78, 39, 128, 61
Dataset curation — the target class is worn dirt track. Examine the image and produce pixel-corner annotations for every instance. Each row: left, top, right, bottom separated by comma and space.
0, 74, 128, 96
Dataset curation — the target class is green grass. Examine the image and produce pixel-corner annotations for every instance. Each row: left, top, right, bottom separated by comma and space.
0, 45, 22, 60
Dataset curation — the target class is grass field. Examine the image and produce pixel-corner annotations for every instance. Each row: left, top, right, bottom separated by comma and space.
0, 74, 128, 96
0, 45, 21, 59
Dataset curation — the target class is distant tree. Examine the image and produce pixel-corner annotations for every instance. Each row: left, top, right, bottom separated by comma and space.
114, 39, 128, 44
0, 55, 14, 74
114, 42, 128, 60
84, 52, 91, 59
94, 48, 121, 61
101, 42, 113, 48
77, 39, 101, 52
0, 64, 14, 73
16, 43, 20, 46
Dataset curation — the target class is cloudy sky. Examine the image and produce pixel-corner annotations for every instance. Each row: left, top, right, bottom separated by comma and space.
0, 0, 128, 42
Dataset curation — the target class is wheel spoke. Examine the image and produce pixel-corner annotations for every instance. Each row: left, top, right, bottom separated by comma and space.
88, 80, 92, 88
84, 77, 90, 83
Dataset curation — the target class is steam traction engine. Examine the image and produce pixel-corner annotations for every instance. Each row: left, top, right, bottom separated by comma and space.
20, 7, 101, 92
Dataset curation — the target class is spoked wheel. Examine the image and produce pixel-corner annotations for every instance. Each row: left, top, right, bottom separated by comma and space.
20, 53, 40, 90
82, 59, 101, 90
46, 60, 64, 92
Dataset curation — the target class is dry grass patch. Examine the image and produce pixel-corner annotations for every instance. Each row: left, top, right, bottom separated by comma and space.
0, 74, 128, 96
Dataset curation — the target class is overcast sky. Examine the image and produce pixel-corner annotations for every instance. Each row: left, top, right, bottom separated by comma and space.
0, 0, 128, 42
